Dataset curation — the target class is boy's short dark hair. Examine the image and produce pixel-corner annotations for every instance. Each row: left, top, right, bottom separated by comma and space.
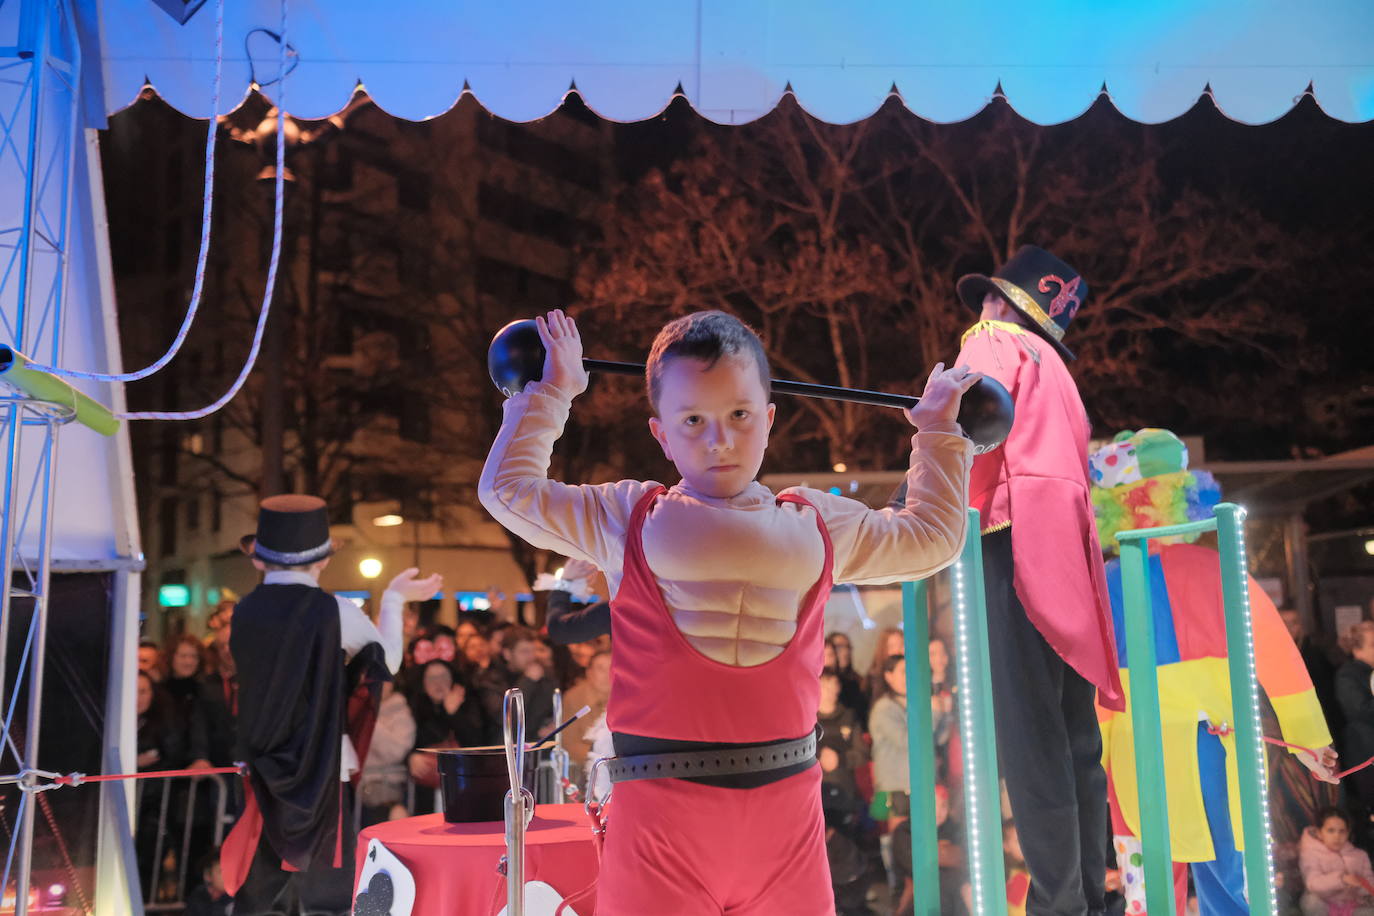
645, 311, 770, 413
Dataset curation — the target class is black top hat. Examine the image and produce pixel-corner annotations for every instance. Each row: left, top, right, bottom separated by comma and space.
956, 245, 1088, 361
242, 494, 334, 566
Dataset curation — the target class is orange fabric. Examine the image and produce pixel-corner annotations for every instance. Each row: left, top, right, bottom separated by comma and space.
1158, 544, 1314, 700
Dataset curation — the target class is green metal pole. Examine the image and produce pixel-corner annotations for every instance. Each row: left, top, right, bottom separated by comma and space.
954, 509, 1007, 916
1215, 502, 1278, 915
1116, 533, 1177, 916
902, 579, 941, 916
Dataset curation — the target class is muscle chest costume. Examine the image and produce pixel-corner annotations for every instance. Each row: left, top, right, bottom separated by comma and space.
956, 320, 1123, 709
479, 380, 971, 913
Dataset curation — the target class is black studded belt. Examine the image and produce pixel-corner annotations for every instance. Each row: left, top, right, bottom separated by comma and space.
605, 726, 819, 784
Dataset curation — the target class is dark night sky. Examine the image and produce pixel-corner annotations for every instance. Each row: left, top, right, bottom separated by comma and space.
600, 91, 1374, 450
104, 90, 1374, 536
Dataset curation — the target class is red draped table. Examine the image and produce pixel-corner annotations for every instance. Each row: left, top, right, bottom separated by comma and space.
354, 804, 599, 914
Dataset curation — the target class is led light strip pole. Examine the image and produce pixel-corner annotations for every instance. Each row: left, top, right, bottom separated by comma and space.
905, 510, 1006, 915
1115, 503, 1276, 916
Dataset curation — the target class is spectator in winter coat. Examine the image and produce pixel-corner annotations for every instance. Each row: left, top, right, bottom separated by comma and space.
359, 681, 416, 826
1299, 808, 1374, 916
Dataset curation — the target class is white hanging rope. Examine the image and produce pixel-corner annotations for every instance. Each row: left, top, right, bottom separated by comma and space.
26, 0, 225, 383
119, 0, 289, 421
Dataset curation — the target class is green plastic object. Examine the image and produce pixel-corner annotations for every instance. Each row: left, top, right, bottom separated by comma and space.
902, 580, 941, 916
158, 584, 190, 607
1117, 532, 1177, 915
0, 346, 120, 435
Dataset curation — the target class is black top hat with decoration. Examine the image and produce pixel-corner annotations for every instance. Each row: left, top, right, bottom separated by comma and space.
240, 494, 334, 566
956, 244, 1088, 362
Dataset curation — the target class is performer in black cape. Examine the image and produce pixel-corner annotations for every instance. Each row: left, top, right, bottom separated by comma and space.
221, 495, 441, 915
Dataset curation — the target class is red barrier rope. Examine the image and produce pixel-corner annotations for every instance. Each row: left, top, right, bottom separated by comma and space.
1203, 722, 1374, 780
1259, 736, 1374, 780
53, 765, 242, 785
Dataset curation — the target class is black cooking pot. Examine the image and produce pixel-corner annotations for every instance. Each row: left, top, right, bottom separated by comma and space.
429, 745, 546, 824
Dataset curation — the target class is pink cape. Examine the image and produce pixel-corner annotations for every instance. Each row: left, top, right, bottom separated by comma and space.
958, 323, 1123, 710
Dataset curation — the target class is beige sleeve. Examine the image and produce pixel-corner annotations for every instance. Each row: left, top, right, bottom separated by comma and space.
478, 381, 657, 584
799, 427, 972, 585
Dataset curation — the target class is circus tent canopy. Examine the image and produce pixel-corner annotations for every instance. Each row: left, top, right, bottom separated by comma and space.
98, 0, 1374, 125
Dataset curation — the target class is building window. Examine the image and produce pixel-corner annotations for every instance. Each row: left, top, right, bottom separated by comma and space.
475, 257, 572, 311
160, 427, 178, 485
399, 395, 431, 444
164, 218, 183, 273
160, 497, 178, 558
397, 170, 431, 211
478, 182, 596, 248
475, 117, 602, 191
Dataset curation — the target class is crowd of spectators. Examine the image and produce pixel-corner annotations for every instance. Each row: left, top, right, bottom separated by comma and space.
136, 581, 1374, 915
821, 628, 1125, 916
136, 590, 611, 909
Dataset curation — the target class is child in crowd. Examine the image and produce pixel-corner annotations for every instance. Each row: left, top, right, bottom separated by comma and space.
818, 666, 868, 781
1300, 808, 1374, 916
480, 309, 975, 913
891, 783, 966, 916
183, 852, 233, 916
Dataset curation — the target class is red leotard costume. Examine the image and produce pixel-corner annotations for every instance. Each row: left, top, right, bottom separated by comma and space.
599, 487, 834, 914
478, 380, 971, 915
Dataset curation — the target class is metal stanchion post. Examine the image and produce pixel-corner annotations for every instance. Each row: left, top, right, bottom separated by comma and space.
502, 688, 533, 916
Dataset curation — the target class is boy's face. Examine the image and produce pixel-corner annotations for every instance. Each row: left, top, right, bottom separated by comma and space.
649, 355, 775, 499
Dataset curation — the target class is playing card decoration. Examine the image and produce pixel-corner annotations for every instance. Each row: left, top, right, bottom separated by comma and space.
353, 839, 416, 916
496, 880, 579, 916
353, 873, 393, 916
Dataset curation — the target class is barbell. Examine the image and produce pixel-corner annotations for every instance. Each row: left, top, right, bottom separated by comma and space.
487, 318, 1014, 452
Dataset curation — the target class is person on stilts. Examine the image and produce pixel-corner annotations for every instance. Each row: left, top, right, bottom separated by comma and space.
1090, 428, 1337, 915
949, 246, 1123, 916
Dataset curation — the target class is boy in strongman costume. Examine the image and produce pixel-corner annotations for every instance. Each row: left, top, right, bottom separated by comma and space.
481, 309, 976, 914
222, 495, 440, 915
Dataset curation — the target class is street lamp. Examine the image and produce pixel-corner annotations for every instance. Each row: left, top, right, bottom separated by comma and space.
373, 514, 404, 527
359, 557, 383, 579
